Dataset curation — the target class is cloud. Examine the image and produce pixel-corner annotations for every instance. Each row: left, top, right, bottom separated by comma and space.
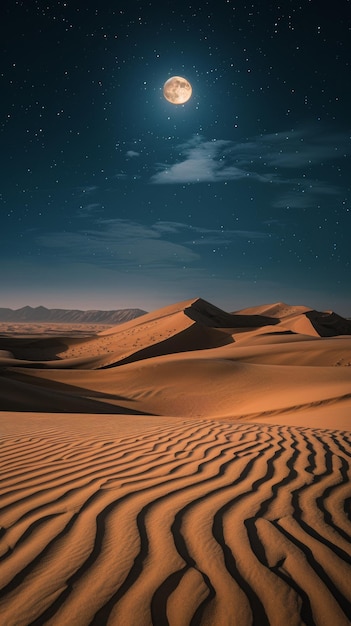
272, 179, 340, 209
36, 219, 272, 273
150, 127, 350, 186
257, 129, 350, 168
76, 203, 102, 218
37, 219, 200, 269
77, 185, 98, 196
151, 136, 250, 184
126, 150, 140, 158
153, 221, 271, 246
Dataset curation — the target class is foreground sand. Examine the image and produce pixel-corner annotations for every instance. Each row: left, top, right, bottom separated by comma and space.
0, 298, 351, 625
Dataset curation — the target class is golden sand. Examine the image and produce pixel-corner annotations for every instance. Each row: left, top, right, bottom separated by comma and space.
1, 298, 350, 625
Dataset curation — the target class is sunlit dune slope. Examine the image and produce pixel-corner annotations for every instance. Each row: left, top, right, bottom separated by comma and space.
233, 301, 312, 318
3, 350, 350, 425
0, 297, 351, 424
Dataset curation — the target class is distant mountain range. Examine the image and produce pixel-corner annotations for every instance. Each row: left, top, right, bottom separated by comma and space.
0, 306, 147, 324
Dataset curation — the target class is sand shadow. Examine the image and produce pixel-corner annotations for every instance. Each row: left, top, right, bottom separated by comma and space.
306, 310, 351, 337
0, 369, 153, 415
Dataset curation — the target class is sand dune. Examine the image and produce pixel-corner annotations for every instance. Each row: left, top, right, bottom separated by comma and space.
1, 297, 351, 423
0, 297, 350, 625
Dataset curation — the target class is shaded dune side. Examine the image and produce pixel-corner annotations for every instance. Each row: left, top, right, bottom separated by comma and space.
0, 371, 150, 414
0, 337, 70, 361
305, 310, 351, 337
101, 322, 234, 369
0, 421, 350, 626
184, 298, 279, 329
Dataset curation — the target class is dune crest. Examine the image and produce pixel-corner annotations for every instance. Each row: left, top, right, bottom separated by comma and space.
233, 300, 312, 318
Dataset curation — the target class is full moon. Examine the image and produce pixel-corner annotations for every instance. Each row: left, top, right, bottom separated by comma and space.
163, 76, 192, 105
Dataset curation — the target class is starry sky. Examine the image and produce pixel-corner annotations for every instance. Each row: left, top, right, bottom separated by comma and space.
1, 0, 350, 314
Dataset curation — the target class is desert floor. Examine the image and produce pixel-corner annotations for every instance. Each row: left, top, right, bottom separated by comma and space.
0, 298, 350, 625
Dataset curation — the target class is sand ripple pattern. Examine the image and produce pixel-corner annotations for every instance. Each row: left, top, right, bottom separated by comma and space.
0, 421, 350, 626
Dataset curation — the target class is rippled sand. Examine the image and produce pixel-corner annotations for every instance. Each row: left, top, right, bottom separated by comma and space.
1, 298, 350, 625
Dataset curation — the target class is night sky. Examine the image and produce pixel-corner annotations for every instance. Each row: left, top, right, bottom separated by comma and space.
1, 1, 350, 314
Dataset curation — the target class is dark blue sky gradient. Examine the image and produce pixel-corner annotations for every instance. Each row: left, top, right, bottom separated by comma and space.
1, 1, 350, 313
